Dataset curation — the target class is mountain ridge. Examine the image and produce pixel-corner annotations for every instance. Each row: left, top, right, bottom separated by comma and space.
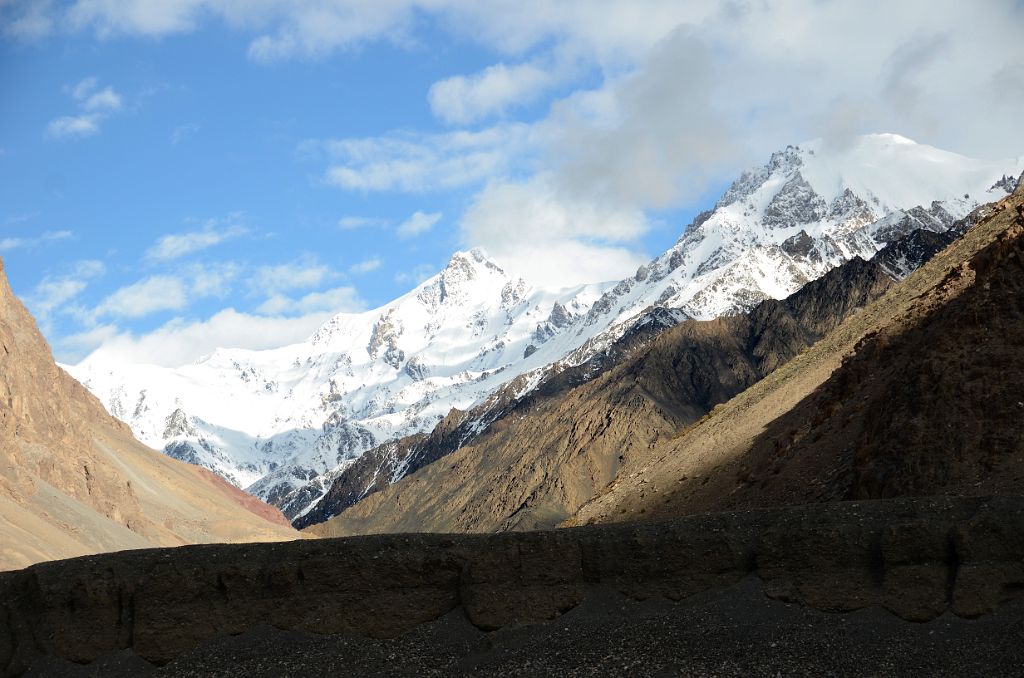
66, 134, 1024, 519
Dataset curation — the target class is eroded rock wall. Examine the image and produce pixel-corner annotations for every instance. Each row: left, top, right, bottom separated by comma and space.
2, 496, 1023, 674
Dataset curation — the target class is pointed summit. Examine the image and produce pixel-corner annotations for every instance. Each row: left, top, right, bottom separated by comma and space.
432, 248, 509, 305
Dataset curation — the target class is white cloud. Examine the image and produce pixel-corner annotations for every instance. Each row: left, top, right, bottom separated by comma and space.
39, 1, 1021, 168
93, 275, 189, 318
547, 27, 741, 209
25, 259, 105, 322
251, 257, 334, 293
145, 220, 248, 261
429, 61, 559, 125
65, 0, 209, 37
396, 211, 440, 238
46, 114, 101, 139
186, 262, 240, 298
348, 257, 382, 274
256, 285, 364, 316
337, 216, 387, 230
0, 230, 73, 251
460, 176, 648, 287
81, 86, 123, 112
321, 125, 532, 193
66, 309, 341, 367
1, 0, 55, 40
53, 259, 364, 365
47, 77, 125, 141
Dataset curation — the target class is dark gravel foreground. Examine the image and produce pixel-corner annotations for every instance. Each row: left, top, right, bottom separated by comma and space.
27, 578, 1024, 677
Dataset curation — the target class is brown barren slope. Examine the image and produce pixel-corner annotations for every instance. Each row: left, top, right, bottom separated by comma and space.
0, 257, 296, 571
572, 182, 1024, 526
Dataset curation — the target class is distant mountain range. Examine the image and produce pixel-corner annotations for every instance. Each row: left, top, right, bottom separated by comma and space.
67, 133, 1024, 523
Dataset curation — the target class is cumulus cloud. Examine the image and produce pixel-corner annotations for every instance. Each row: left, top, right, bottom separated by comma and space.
460, 176, 648, 287
67, 308, 346, 367
337, 216, 387, 230
256, 285, 364, 316
26, 2, 1022, 161
46, 76, 124, 140
93, 275, 189, 318
25, 259, 105, 324
86, 261, 241, 321
52, 256, 363, 365
396, 211, 440, 238
146, 219, 248, 261
250, 257, 335, 294
348, 257, 382, 274
46, 115, 101, 139
65, 0, 209, 37
1, 0, 55, 40
549, 27, 740, 209
320, 125, 532, 193
429, 61, 560, 125
20, 0, 1024, 313
185, 262, 240, 298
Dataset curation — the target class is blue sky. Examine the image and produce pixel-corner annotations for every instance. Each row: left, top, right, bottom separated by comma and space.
1, 1, 1021, 366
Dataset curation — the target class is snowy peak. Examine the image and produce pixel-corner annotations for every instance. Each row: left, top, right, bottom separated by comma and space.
716, 133, 1013, 221
415, 248, 513, 309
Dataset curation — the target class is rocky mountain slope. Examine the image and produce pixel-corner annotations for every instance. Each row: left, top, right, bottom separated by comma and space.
311, 184, 1018, 536
299, 198, 993, 530
305, 252, 900, 533
67, 134, 1024, 520
570, 177, 1024, 526
0, 258, 296, 572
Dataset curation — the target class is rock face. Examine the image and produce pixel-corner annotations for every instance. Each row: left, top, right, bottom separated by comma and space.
572, 181, 1024, 527
66, 135, 1023, 523
309, 253, 894, 535
2, 496, 1023, 673
0, 257, 296, 572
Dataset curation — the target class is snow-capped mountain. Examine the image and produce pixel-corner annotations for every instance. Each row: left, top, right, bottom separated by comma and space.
68, 133, 1023, 519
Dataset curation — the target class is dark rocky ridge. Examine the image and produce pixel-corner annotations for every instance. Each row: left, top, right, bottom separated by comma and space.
4, 496, 1024, 675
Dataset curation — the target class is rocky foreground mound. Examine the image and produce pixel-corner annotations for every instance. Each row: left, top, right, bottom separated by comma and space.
2, 496, 1024, 675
